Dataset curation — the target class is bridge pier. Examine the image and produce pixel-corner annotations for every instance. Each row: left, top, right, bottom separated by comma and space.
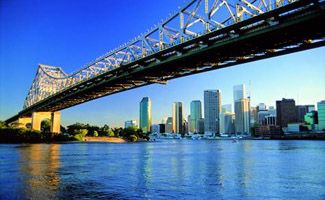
32, 112, 61, 133
8, 117, 32, 128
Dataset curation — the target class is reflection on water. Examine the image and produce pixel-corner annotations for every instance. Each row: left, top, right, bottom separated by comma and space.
19, 144, 60, 199
0, 140, 325, 199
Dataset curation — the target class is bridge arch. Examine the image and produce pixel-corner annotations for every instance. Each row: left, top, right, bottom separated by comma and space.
31, 112, 61, 133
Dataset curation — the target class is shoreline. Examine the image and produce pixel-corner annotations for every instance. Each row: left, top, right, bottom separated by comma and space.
83, 136, 127, 143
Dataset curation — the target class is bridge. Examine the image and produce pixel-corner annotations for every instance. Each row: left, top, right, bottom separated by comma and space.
5, 0, 325, 132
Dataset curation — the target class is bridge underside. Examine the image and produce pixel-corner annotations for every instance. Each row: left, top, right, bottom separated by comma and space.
6, 0, 325, 124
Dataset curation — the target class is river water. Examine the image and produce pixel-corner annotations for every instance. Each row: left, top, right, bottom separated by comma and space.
0, 140, 325, 199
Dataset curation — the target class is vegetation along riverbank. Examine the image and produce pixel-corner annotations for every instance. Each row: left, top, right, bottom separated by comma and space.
0, 120, 149, 143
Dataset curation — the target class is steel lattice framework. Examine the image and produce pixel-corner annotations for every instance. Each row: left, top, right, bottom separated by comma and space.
24, 0, 310, 109
4, 0, 323, 124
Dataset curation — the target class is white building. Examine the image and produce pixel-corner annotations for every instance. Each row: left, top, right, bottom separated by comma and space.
234, 84, 250, 135
125, 120, 137, 128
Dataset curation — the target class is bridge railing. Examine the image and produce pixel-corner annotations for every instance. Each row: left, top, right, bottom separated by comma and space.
24, 0, 300, 109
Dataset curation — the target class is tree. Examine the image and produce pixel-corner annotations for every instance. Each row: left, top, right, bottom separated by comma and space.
123, 126, 137, 138
93, 130, 98, 137
128, 134, 138, 142
73, 129, 88, 141
108, 128, 115, 137
0, 121, 6, 128
67, 123, 87, 135
41, 119, 51, 133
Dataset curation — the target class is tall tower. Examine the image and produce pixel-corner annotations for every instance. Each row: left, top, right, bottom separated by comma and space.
317, 100, 325, 131
233, 84, 250, 135
172, 102, 183, 134
139, 97, 152, 133
220, 104, 232, 134
233, 84, 246, 102
234, 98, 250, 135
204, 90, 221, 136
276, 98, 296, 128
190, 100, 202, 133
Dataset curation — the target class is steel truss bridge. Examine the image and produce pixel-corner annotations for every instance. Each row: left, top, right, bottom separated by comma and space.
6, 0, 325, 125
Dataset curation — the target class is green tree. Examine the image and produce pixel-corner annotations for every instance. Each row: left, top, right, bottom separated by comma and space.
123, 126, 137, 137
108, 128, 115, 137
41, 119, 51, 133
113, 127, 122, 137
73, 129, 88, 141
67, 123, 87, 135
93, 130, 98, 137
128, 134, 138, 142
0, 121, 7, 128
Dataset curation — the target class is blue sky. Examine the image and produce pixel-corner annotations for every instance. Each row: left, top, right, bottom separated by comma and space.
0, 0, 324, 127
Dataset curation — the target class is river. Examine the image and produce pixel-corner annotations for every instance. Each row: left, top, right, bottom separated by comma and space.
0, 140, 325, 199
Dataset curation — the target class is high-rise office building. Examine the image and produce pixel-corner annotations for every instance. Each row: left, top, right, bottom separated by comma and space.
139, 97, 152, 133
190, 100, 202, 133
165, 117, 173, 133
222, 104, 232, 113
234, 98, 250, 135
233, 84, 246, 101
197, 118, 205, 134
250, 106, 257, 125
234, 84, 250, 135
224, 112, 235, 134
172, 102, 183, 134
204, 90, 221, 135
317, 100, 325, 131
187, 115, 191, 133
276, 98, 296, 128
220, 104, 232, 134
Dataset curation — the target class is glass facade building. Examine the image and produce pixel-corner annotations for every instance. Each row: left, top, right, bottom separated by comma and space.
139, 97, 151, 133
317, 101, 325, 131
172, 102, 183, 134
204, 90, 221, 135
190, 100, 202, 133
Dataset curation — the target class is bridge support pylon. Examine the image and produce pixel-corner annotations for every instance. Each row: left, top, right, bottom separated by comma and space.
32, 112, 61, 133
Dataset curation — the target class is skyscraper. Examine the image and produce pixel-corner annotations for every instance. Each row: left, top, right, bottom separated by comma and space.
190, 100, 202, 133
224, 112, 235, 134
220, 104, 232, 134
233, 84, 250, 135
276, 98, 296, 128
197, 118, 205, 134
233, 84, 246, 102
139, 97, 151, 133
317, 100, 325, 131
234, 98, 250, 135
204, 90, 221, 136
172, 102, 183, 134
165, 117, 173, 133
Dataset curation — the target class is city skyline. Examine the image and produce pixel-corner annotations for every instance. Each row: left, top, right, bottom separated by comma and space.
0, 0, 324, 128
0, 1, 325, 199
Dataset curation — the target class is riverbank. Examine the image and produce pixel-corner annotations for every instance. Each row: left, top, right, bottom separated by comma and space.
84, 136, 127, 143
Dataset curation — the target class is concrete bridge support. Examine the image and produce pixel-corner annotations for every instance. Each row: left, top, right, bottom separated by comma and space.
31, 112, 61, 133
9, 117, 32, 128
